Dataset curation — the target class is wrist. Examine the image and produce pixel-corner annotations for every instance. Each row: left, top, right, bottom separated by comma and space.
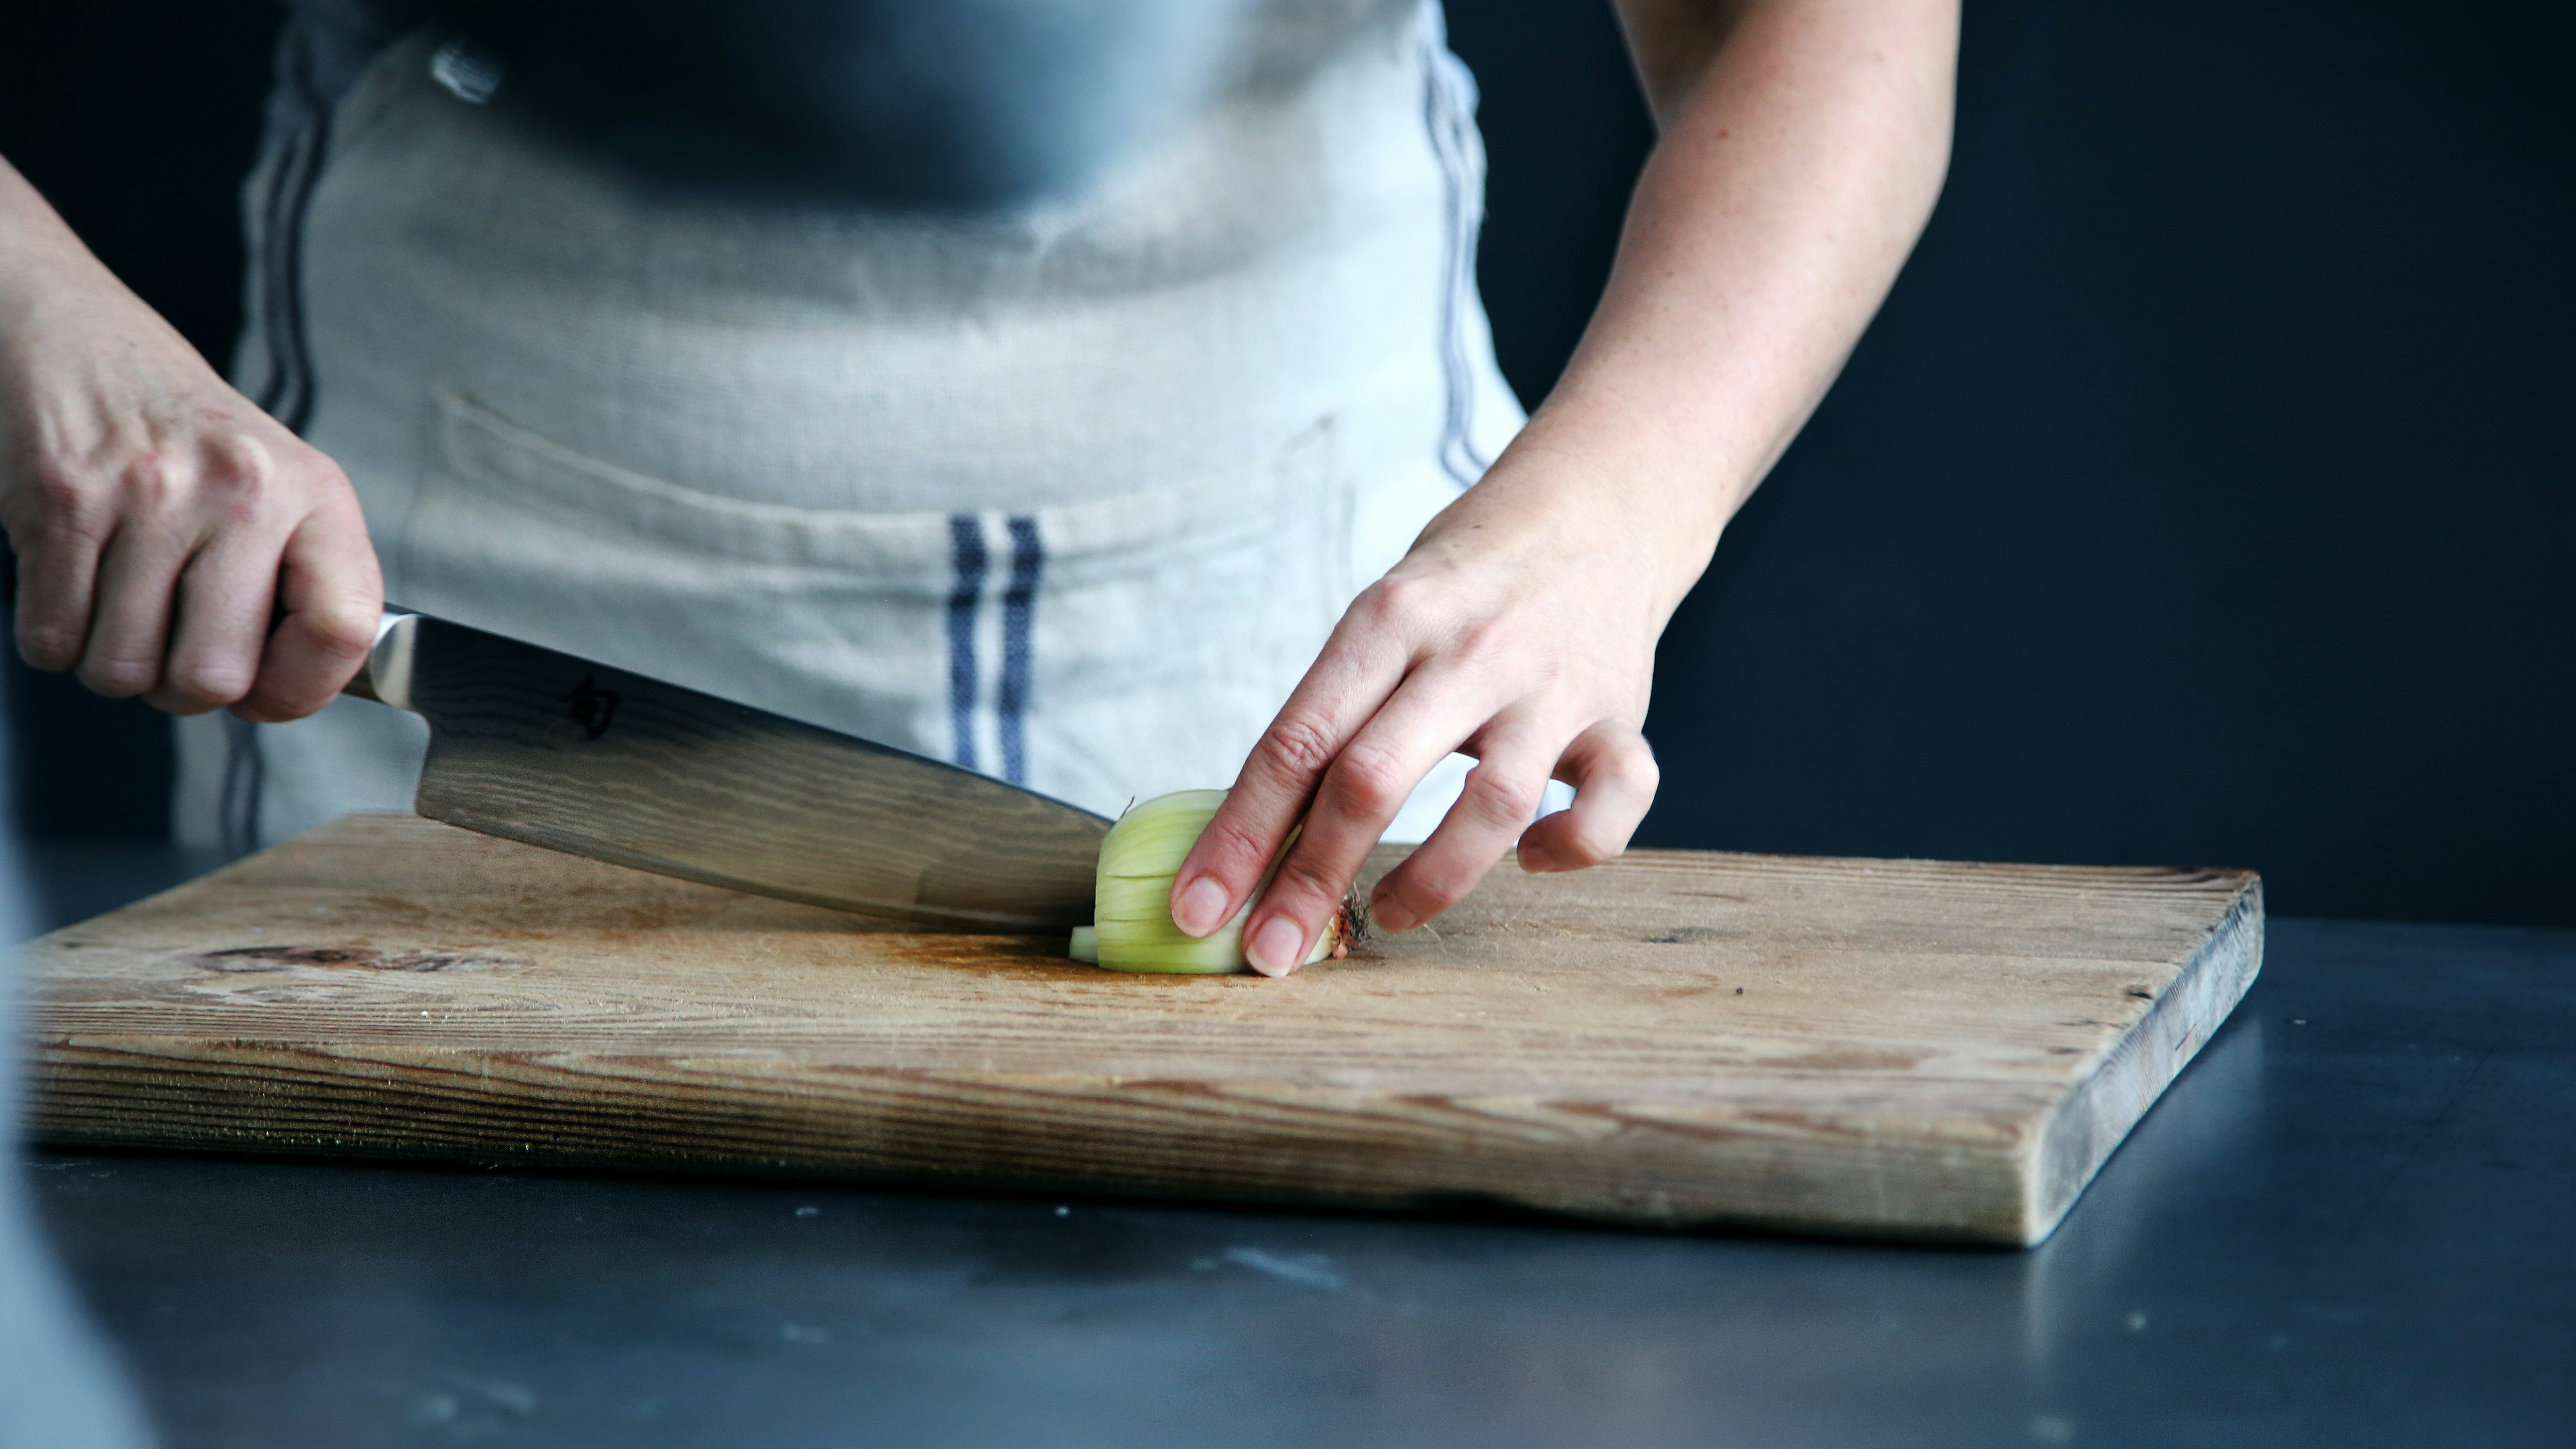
1476, 393, 1737, 620
0, 161, 140, 349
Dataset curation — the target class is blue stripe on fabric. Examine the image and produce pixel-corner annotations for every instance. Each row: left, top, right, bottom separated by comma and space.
1420, 39, 1490, 488
219, 714, 264, 860
945, 513, 987, 772
255, 29, 332, 437
227, 29, 335, 860
998, 515, 1043, 787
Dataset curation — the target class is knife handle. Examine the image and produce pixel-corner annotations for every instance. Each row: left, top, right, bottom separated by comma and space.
341, 611, 421, 710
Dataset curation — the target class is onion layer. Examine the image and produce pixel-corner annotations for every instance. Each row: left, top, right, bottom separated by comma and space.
1076, 789, 1350, 974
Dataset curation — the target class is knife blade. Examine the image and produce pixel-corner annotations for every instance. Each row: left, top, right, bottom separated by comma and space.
345, 611, 1109, 932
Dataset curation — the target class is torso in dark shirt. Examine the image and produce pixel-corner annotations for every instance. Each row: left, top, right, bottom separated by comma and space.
286, 0, 1387, 206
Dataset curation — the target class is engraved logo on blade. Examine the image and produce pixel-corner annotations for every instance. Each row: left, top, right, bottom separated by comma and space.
562, 675, 620, 740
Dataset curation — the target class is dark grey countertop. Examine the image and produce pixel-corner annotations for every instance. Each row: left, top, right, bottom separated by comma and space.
16, 842, 2575, 1449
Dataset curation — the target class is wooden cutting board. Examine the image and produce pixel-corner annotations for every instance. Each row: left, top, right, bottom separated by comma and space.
20, 813, 2261, 1245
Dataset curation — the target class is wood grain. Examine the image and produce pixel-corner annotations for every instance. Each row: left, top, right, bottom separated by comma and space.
19, 813, 2262, 1245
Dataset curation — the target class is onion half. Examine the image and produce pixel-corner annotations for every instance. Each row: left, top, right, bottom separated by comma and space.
1075, 789, 1353, 974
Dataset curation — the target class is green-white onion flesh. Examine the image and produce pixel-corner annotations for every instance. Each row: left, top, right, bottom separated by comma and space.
1074, 789, 1348, 974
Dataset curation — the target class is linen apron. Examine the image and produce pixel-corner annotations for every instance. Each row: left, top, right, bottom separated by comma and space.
176, 0, 1531, 854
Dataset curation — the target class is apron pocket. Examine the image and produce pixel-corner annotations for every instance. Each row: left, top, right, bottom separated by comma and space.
1015, 417, 1352, 808
407, 388, 957, 754
409, 390, 1353, 809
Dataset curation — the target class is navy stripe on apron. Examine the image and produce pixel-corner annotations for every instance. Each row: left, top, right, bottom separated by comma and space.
252, 30, 333, 435
1422, 36, 1491, 490
225, 21, 339, 857
218, 715, 264, 858
945, 513, 989, 773
998, 515, 1043, 787
947, 513, 1044, 786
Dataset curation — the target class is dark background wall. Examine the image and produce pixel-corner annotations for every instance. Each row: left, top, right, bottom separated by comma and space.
3, 1, 2569, 925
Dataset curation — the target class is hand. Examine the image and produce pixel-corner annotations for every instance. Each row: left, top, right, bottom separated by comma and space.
0, 174, 380, 721
1168, 442, 1690, 976
1165, 0, 1956, 975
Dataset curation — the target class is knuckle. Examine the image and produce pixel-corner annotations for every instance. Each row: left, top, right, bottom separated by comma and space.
122, 451, 192, 507
23, 459, 88, 512
1457, 620, 1544, 683
202, 428, 275, 479
1606, 735, 1661, 794
1465, 769, 1546, 828
1267, 851, 1345, 915
1449, 615, 1509, 658
1627, 752, 1662, 796
1551, 811, 1634, 868
77, 657, 159, 699
1438, 614, 1538, 683
1325, 741, 1412, 819
1355, 574, 1435, 632
1412, 882, 1469, 920
201, 448, 285, 521
1193, 815, 1278, 878
16, 623, 84, 672
165, 658, 254, 710
18, 465, 109, 539
1392, 869, 1467, 920
1254, 715, 1341, 784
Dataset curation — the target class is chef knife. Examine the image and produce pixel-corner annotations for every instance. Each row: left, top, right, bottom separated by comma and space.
344, 610, 1109, 932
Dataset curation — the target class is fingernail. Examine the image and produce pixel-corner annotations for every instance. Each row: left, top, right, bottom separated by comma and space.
1247, 917, 1304, 977
1172, 876, 1229, 937
1372, 895, 1417, 933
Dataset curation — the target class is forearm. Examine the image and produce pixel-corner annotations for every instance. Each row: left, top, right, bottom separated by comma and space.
0, 155, 80, 270
1, 156, 111, 307
0, 155, 186, 377
1513, 0, 1957, 617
